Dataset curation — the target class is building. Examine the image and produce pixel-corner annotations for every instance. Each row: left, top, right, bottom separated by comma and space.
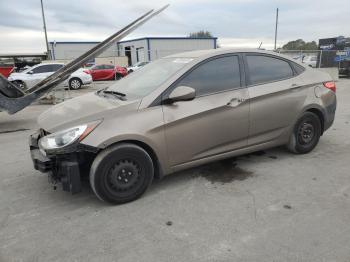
48, 37, 217, 66
117, 37, 217, 65
48, 41, 116, 61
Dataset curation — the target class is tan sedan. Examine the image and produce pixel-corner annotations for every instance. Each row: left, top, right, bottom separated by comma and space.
29, 49, 337, 204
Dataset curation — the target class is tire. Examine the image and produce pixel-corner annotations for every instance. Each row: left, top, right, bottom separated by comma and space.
128, 69, 133, 73
69, 78, 82, 90
114, 73, 122, 80
287, 112, 322, 154
90, 143, 154, 204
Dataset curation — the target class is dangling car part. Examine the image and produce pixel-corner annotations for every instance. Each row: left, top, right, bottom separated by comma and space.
0, 5, 169, 114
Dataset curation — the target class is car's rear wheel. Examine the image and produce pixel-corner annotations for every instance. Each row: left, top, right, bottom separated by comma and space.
69, 78, 82, 90
90, 143, 154, 204
287, 112, 322, 154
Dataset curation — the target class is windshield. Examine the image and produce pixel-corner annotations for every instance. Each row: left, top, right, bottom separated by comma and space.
107, 58, 193, 98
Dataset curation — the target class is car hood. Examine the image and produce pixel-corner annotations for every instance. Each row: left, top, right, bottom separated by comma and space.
38, 92, 141, 132
8, 72, 25, 79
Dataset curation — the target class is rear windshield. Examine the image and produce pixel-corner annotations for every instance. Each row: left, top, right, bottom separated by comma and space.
107, 58, 193, 98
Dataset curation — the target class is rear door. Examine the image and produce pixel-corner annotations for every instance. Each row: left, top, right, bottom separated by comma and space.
162, 55, 250, 167
244, 53, 306, 145
90, 65, 104, 80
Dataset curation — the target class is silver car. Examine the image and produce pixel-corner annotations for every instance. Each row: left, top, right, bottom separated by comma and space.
29, 49, 337, 204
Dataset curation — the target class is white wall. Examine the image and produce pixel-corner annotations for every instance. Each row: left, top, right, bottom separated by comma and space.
149, 39, 215, 60
118, 39, 148, 65
49, 43, 117, 60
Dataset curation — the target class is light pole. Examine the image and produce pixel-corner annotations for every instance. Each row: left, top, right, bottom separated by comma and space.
274, 7, 279, 50
40, 0, 50, 59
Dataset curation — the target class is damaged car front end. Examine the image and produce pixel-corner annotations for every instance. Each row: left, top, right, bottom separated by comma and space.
29, 123, 100, 193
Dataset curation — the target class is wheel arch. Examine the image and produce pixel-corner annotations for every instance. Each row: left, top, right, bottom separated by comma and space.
303, 106, 325, 135
102, 139, 164, 180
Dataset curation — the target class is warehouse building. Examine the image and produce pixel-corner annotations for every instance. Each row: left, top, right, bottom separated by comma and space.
48, 37, 217, 66
117, 37, 217, 65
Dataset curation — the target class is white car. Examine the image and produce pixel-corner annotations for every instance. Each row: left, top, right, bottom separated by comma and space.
127, 61, 149, 73
302, 56, 317, 68
8, 63, 93, 90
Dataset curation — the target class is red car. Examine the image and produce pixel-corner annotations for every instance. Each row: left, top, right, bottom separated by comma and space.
87, 64, 128, 81
0, 66, 14, 78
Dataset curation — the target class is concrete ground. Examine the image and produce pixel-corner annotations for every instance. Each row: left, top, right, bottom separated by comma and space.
0, 80, 349, 262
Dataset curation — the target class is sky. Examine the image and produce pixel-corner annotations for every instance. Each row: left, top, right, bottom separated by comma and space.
0, 0, 349, 53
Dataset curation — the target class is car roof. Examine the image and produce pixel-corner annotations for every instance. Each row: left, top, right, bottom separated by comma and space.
165, 48, 274, 58
165, 48, 305, 67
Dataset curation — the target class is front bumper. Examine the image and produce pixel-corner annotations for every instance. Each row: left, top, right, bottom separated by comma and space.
29, 130, 97, 194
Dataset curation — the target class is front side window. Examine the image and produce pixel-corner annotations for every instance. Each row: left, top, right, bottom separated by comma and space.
246, 55, 294, 85
176, 56, 241, 96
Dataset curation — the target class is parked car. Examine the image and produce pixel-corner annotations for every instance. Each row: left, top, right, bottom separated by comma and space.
302, 55, 317, 68
29, 49, 336, 204
0, 65, 14, 78
127, 61, 149, 73
88, 64, 127, 81
8, 63, 92, 90
339, 61, 350, 77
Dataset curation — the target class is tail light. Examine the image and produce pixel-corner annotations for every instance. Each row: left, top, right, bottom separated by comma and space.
83, 70, 91, 75
323, 81, 336, 92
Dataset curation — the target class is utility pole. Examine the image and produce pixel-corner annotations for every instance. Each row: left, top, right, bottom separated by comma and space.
274, 7, 279, 50
40, 0, 50, 59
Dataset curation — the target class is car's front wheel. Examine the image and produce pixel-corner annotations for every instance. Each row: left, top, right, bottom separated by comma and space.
69, 78, 82, 90
287, 111, 322, 154
90, 143, 154, 204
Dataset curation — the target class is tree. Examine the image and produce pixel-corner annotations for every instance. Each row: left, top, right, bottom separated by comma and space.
282, 39, 318, 50
189, 30, 213, 38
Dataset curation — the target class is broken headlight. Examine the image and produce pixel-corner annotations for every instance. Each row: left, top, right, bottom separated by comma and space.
39, 122, 100, 150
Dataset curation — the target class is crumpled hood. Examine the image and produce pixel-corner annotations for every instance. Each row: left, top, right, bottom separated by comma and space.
38, 92, 140, 132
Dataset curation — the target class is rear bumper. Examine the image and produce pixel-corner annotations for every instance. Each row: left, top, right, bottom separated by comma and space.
29, 130, 97, 194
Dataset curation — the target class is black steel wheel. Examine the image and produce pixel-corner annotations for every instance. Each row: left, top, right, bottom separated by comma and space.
90, 143, 154, 204
287, 112, 322, 154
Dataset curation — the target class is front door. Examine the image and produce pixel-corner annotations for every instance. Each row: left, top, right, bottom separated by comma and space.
26, 64, 56, 88
162, 55, 249, 167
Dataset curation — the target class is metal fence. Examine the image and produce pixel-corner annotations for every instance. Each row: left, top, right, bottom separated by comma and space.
277, 49, 348, 69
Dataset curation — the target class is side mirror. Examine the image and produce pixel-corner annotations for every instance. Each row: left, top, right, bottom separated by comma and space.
27, 71, 33, 75
167, 86, 195, 103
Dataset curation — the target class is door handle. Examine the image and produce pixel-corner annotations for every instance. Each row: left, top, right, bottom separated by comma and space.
226, 97, 246, 107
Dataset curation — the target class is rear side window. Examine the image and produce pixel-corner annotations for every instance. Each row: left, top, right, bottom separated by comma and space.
291, 62, 305, 75
93, 65, 104, 70
176, 56, 241, 96
51, 64, 64, 71
246, 55, 294, 85
104, 65, 115, 69
31, 64, 54, 74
